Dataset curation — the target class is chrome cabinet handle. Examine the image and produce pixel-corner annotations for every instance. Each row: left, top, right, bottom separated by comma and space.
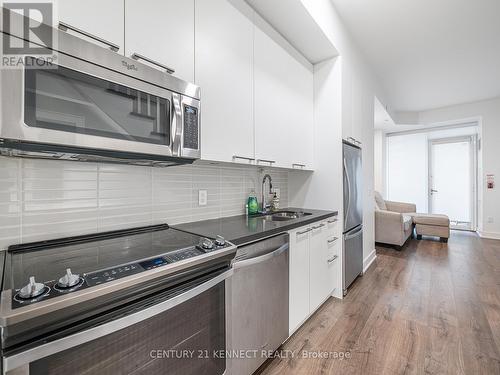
257, 159, 276, 165
58, 22, 120, 52
131, 53, 175, 74
347, 137, 362, 145
233, 155, 255, 162
312, 223, 325, 230
327, 237, 339, 244
327, 255, 338, 263
297, 228, 312, 235
292, 163, 306, 168
327, 218, 338, 224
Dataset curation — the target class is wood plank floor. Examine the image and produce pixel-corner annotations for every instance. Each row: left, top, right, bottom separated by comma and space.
258, 231, 500, 375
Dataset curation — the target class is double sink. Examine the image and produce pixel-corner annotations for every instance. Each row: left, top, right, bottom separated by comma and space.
253, 210, 312, 222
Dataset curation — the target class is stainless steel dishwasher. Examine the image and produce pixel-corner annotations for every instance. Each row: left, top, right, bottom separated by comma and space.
226, 233, 289, 375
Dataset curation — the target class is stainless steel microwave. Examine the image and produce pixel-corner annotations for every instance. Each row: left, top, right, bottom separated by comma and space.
0, 13, 201, 167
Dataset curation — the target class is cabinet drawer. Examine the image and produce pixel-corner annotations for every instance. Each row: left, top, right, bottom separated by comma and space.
326, 216, 340, 233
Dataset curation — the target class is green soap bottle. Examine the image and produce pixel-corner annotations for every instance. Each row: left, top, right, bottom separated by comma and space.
247, 189, 259, 215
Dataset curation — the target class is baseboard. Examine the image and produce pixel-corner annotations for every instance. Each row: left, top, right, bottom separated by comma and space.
477, 231, 500, 240
363, 249, 377, 273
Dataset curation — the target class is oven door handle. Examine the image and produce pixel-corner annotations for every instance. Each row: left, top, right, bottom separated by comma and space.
2, 269, 233, 373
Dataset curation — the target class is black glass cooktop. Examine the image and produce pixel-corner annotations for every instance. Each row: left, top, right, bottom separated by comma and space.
3, 224, 213, 292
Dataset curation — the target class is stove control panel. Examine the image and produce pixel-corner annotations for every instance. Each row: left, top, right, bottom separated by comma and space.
85, 263, 143, 286
11, 236, 232, 308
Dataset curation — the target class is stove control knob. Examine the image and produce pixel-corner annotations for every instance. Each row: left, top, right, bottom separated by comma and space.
215, 235, 226, 247
201, 238, 214, 250
18, 276, 46, 299
57, 268, 80, 288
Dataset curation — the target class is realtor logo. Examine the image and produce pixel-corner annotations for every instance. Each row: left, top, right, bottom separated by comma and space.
2, 2, 53, 54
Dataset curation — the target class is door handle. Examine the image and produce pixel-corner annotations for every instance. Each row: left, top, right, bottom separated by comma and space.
58, 22, 120, 52
312, 223, 325, 230
327, 255, 338, 263
430, 189, 438, 194
256, 159, 276, 165
343, 158, 351, 225
131, 53, 175, 74
296, 228, 312, 236
233, 155, 255, 162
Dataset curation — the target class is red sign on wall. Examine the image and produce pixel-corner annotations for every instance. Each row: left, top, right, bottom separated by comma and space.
487, 174, 495, 189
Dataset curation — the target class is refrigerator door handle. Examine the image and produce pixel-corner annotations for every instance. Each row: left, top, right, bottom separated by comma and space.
344, 225, 363, 240
343, 157, 351, 227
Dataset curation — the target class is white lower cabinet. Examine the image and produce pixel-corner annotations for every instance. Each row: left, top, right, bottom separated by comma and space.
289, 217, 341, 334
289, 225, 311, 334
309, 222, 330, 312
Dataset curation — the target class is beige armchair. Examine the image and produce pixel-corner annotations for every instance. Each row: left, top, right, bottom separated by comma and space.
374, 192, 416, 250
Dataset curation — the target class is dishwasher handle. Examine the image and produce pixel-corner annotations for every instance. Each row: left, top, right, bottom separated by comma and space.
233, 243, 289, 269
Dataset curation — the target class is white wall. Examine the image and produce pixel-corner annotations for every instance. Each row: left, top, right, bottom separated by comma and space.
289, 0, 392, 267
386, 133, 429, 211
373, 130, 386, 196
288, 57, 342, 211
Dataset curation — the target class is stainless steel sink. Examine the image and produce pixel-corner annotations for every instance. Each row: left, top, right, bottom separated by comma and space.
257, 211, 312, 222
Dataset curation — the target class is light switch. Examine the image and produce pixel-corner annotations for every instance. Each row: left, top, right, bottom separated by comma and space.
198, 190, 207, 206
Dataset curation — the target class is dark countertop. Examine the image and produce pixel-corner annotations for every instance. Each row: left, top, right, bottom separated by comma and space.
173, 207, 338, 246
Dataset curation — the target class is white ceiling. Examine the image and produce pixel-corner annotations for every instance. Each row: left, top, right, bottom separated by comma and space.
374, 97, 395, 130
245, 0, 338, 63
331, 0, 500, 112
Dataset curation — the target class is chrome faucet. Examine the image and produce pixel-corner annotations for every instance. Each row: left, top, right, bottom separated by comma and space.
261, 174, 273, 213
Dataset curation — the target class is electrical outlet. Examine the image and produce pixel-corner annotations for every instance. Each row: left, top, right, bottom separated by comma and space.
272, 188, 281, 199
198, 190, 207, 206
487, 217, 494, 223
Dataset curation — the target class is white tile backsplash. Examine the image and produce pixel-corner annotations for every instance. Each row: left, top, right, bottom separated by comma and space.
0, 157, 288, 249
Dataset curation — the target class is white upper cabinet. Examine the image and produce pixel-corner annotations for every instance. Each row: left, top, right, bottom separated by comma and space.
125, 0, 195, 83
254, 25, 314, 170
342, 67, 364, 145
195, 0, 254, 163
56, 0, 125, 53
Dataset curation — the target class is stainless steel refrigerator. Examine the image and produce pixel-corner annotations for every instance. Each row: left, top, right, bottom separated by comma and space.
343, 140, 363, 295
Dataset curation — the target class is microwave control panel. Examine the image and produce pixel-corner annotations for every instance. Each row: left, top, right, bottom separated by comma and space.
183, 105, 199, 150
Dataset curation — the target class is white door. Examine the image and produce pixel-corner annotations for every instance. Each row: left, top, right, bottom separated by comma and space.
195, 0, 254, 163
429, 136, 476, 230
57, 0, 124, 53
125, 0, 194, 83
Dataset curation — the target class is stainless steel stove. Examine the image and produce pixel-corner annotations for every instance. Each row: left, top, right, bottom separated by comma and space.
0, 224, 236, 375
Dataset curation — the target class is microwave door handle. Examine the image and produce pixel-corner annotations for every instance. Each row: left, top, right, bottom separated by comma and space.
171, 94, 182, 157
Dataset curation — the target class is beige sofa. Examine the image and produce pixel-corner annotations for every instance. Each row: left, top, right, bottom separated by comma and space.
374, 192, 416, 250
